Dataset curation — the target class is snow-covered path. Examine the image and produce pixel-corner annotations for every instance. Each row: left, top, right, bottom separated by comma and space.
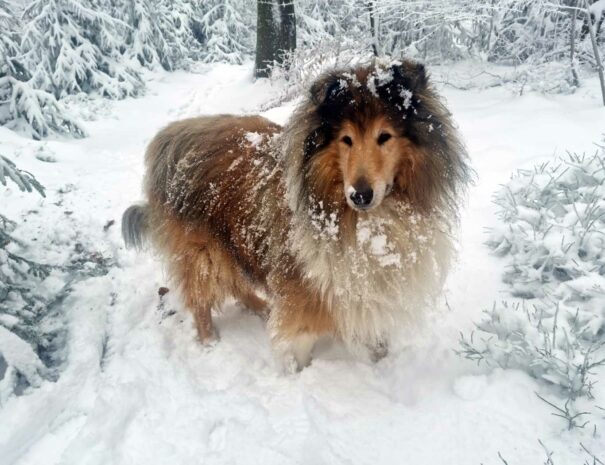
1, 64, 604, 465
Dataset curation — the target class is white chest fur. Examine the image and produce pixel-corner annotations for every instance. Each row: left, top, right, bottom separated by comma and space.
289, 201, 452, 346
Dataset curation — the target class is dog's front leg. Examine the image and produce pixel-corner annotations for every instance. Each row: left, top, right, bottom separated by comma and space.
270, 330, 319, 374
267, 276, 335, 373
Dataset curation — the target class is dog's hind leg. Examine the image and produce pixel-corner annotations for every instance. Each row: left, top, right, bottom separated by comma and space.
177, 287, 218, 345
171, 243, 224, 346
192, 301, 218, 345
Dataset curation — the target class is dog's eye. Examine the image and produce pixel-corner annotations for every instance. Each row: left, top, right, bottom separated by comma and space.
377, 133, 392, 145
341, 136, 353, 147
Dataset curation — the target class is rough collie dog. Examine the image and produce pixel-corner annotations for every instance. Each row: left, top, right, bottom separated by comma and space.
122, 60, 470, 372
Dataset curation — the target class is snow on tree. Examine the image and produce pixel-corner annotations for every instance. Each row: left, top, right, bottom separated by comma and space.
201, 0, 255, 65
297, 0, 368, 50
0, 0, 85, 139
0, 156, 53, 402
254, 0, 301, 77
486, 1, 573, 65
282, 0, 605, 94
583, 0, 605, 41
4, 0, 603, 142
20, 0, 143, 100
0, 154, 114, 401
157, 0, 205, 68
365, 0, 581, 65
266, 0, 371, 103
0, 1, 28, 86
117, 0, 171, 70
374, 0, 481, 60
0, 155, 44, 198
114, 0, 203, 71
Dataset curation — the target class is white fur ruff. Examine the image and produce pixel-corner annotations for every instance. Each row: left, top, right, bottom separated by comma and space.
288, 198, 452, 348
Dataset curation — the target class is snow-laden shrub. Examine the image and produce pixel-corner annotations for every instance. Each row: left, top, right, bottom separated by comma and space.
459, 144, 605, 424
487, 149, 605, 308
460, 301, 604, 403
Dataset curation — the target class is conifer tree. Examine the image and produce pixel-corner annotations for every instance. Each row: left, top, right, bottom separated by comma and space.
20, 0, 143, 99
200, 0, 255, 65
0, 0, 85, 139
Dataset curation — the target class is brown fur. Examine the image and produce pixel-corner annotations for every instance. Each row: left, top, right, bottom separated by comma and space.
125, 61, 471, 369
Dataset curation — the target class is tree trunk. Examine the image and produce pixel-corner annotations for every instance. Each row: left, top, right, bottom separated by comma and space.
255, 0, 297, 78
486, 0, 495, 52
278, 0, 296, 65
581, 3, 603, 42
585, 0, 605, 105
367, 1, 379, 56
570, 6, 580, 87
255, 0, 276, 78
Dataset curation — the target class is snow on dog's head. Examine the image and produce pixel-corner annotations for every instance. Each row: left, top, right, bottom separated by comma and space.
283, 60, 470, 222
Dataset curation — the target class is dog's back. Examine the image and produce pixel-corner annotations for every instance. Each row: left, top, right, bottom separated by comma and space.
144, 115, 280, 215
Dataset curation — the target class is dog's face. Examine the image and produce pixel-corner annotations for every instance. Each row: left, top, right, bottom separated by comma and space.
303, 62, 438, 213
337, 116, 406, 211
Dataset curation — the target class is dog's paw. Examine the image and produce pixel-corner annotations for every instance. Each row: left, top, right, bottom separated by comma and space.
279, 352, 303, 375
368, 340, 389, 363
200, 327, 220, 347
271, 332, 318, 374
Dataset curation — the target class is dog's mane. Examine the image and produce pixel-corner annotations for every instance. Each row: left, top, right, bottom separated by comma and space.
270, 61, 473, 343
280, 60, 471, 234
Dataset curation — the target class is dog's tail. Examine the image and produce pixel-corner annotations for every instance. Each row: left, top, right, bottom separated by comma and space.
122, 204, 150, 250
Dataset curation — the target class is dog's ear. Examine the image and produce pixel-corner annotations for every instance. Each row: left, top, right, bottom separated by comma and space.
310, 74, 349, 107
392, 61, 428, 91
377, 61, 428, 114
303, 126, 329, 163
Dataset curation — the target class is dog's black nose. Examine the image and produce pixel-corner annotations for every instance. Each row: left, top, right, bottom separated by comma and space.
350, 181, 373, 207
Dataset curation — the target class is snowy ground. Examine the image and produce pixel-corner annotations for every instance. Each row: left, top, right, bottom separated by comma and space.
1, 63, 605, 464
